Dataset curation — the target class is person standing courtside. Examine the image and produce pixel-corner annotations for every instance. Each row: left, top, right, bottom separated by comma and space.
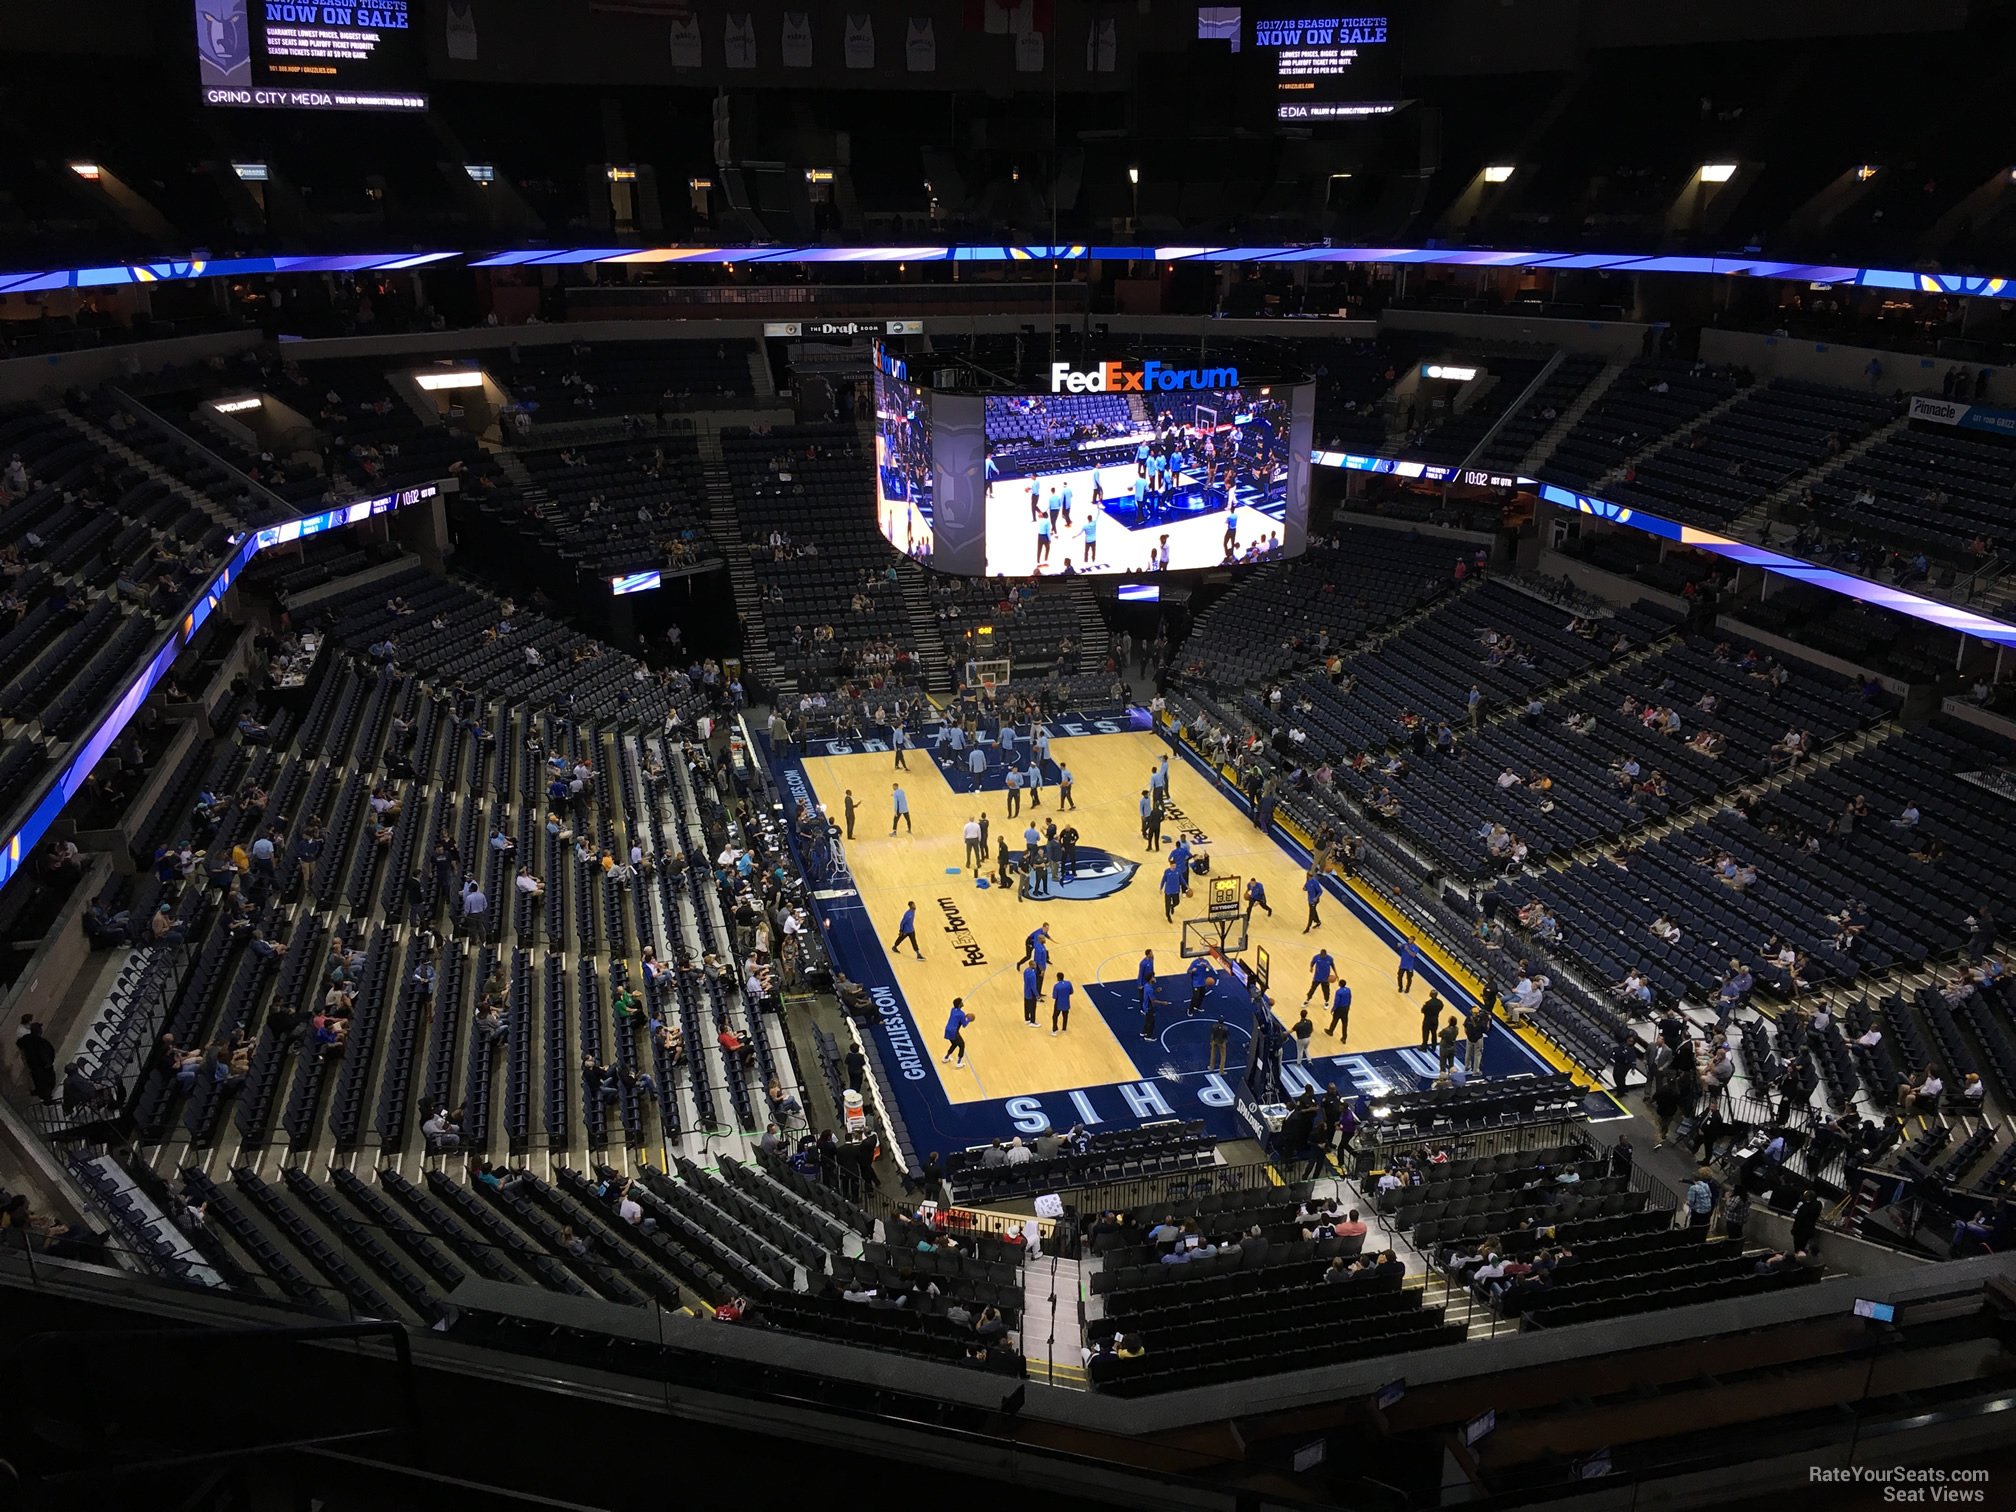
1208, 1016, 1230, 1072
1050, 971, 1073, 1034
890, 901, 924, 960
890, 783, 911, 835
892, 723, 910, 770
843, 790, 857, 841
1465, 1003, 1491, 1074
1005, 766, 1023, 818
1326, 976, 1352, 1041
1419, 989, 1444, 1049
1303, 870, 1324, 933
963, 816, 984, 870
1022, 961, 1042, 1027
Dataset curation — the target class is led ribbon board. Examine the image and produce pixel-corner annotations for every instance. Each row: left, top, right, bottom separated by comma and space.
4, 247, 2014, 300
1309, 448, 2016, 651
0, 484, 437, 891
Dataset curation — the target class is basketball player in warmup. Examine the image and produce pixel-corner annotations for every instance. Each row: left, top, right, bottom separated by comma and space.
942, 999, 974, 1068
889, 783, 911, 834
1187, 953, 1215, 1017
1397, 936, 1422, 993
1246, 876, 1271, 919
1035, 512, 1052, 567
1138, 976, 1168, 1041
890, 901, 924, 960
1305, 947, 1336, 1008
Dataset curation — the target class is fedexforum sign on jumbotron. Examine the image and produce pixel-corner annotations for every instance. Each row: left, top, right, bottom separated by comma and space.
1049, 360, 1239, 393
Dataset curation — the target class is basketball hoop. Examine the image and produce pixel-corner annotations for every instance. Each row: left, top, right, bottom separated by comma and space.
967, 656, 1011, 698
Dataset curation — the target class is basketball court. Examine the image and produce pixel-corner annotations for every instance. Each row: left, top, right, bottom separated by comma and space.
983, 459, 1286, 576
768, 713, 1554, 1155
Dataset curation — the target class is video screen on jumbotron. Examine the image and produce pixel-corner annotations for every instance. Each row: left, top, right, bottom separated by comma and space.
873, 349, 935, 563
980, 364, 1313, 576
194, 0, 428, 112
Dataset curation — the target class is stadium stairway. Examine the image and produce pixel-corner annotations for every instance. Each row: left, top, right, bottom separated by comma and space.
1520, 360, 1629, 477
1729, 412, 1910, 543
1017, 1253, 1088, 1386
895, 556, 955, 695
1066, 576, 1108, 669
1595, 385, 1754, 492
491, 447, 539, 499
55, 404, 251, 532
697, 429, 785, 693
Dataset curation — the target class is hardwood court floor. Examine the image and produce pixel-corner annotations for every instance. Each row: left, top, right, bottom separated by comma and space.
801, 730, 1435, 1106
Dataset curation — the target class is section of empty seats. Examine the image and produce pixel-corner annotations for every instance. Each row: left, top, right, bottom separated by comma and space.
473, 436, 717, 582
1811, 420, 2016, 562
1538, 359, 1742, 490
323, 566, 705, 726
727, 422, 917, 686
502, 338, 757, 423
1511, 715, 2006, 1004
1176, 529, 1457, 687
1604, 381, 1893, 530
1477, 354, 1605, 473
1398, 352, 1550, 468
1094, 1268, 1458, 1394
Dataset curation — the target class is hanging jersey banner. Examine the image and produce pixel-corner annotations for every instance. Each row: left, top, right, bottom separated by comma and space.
1015, 27, 1045, 71
1086, 16, 1116, 72
444, 0, 479, 61
906, 16, 937, 71
725, 11, 757, 67
668, 14, 702, 67
781, 10, 813, 67
844, 12, 875, 67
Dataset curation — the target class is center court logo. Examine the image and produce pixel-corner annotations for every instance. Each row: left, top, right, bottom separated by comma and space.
937, 897, 988, 966
1047, 846, 1141, 901
1050, 360, 1239, 394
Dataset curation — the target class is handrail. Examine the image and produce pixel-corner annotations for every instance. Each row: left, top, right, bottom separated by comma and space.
1457, 347, 1564, 474
109, 383, 302, 521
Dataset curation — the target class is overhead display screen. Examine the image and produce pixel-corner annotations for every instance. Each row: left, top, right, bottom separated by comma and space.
195, 0, 429, 112
873, 347, 935, 564
1252, 14, 1401, 119
977, 368, 1313, 576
